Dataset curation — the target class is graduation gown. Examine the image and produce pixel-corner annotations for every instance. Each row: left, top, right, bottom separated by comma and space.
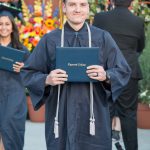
21, 23, 131, 150
0, 44, 29, 150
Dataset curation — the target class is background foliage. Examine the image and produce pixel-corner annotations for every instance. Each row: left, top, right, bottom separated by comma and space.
139, 23, 150, 104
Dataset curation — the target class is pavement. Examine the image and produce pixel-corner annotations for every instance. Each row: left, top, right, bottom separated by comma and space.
24, 121, 150, 150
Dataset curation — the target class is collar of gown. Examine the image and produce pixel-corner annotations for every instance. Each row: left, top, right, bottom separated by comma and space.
64, 21, 87, 33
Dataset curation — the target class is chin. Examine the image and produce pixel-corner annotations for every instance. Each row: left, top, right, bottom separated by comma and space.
71, 20, 85, 24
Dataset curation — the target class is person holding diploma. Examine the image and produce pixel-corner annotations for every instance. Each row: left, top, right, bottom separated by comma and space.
21, 0, 131, 149
0, 4, 29, 150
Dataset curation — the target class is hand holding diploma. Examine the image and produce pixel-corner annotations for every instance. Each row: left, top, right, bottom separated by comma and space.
13, 62, 24, 73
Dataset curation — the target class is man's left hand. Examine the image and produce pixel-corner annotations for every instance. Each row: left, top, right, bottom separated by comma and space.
86, 65, 107, 81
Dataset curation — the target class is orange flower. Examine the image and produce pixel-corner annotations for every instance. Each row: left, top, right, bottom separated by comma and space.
16, 0, 60, 51
31, 39, 39, 47
44, 19, 54, 28
23, 38, 29, 46
34, 26, 41, 35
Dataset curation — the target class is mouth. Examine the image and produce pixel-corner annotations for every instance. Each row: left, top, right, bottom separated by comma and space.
73, 13, 81, 16
1, 32, 8, 34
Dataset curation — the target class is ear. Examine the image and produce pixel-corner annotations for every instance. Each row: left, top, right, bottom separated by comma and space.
62, 3, 66, 14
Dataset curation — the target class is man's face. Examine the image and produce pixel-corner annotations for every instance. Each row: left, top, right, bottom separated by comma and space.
63, 0, 89, 26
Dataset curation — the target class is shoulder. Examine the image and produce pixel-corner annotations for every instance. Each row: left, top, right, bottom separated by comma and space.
90, 25, 103, 33
46, 28, 61, 38
90, 25, 111, 38
48, 28, 61, 35
40, 28, 61, 43
93, 11, 111, 26
129, 11, 144, 24
90, 25, 114, 45
94, 11, 110, 20
95, 11, 110, 17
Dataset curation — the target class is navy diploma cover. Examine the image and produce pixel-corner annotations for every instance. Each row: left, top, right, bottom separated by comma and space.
56, 47, 99, 82
0, 45, 25, 72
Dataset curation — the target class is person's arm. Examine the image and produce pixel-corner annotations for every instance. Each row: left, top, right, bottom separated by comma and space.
13, 46, 30, 73
13, 62, 24, 73
45, 69, 68, 86
21, 35, 54, 110
87, 64, 111, 92
86, 65, 107, 82
102, 31, 131, 101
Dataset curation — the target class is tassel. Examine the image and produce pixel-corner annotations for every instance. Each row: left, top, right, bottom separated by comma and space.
54, 118, 59, 138
90, 118, 95, 136
54, 85, 61, 139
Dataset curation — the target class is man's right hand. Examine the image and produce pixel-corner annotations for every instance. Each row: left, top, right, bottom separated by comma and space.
45, 69, 68, 86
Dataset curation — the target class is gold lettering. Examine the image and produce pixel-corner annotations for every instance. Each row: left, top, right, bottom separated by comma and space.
78, 63, 86, 67
68, 63, 78, 66
68, 63, 86, 67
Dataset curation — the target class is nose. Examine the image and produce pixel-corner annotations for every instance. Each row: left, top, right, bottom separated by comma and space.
1, 25, 6, 29
75, 5, 81, 12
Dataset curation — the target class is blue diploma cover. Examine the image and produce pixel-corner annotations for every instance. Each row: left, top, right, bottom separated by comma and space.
56, 47, 99, 82
0, 45, 25, 72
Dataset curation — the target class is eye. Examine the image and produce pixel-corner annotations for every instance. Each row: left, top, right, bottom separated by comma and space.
81, 3, 88, 7
4, 22, 11, 26
68, 2, 75, 7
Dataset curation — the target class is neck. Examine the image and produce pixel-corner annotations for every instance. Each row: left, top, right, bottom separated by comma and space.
0, 37, 11, 46
67, 21, 85, 31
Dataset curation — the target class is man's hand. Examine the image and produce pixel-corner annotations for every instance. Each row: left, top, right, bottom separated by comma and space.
13, 62, 24, 73
45, 69, 68, 86
86, 65, 107, 81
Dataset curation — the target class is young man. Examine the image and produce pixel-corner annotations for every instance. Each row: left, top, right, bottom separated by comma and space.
21, 0, 131, 149
93, 0, 145, 149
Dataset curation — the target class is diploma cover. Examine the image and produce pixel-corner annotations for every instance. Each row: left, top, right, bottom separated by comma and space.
56, 47, 99, 82
0, 45, 25, 72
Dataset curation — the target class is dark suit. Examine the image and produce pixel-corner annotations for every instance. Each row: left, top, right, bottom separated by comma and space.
93, 7, 145, 150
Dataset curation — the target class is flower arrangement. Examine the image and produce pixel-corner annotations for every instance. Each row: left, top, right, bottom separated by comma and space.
17, 0, 60, 52
130, 0, 150, 28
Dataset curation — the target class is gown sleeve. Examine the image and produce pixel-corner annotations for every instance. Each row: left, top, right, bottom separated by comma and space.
22, 46, 30, 61
103, 31, 131, 101
21, 34, 54, 110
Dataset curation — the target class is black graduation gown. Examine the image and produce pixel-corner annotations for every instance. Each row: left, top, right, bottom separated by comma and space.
0, 44, 29, 150
21, 23, 131, 150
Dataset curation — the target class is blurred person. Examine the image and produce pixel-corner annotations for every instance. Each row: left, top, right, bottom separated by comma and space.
93, 0, 145, 149
21, 0, 131, 149
0, 4, 29, 150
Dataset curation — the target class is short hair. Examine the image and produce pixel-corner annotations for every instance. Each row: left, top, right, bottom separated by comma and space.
113, 0, 133, 7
